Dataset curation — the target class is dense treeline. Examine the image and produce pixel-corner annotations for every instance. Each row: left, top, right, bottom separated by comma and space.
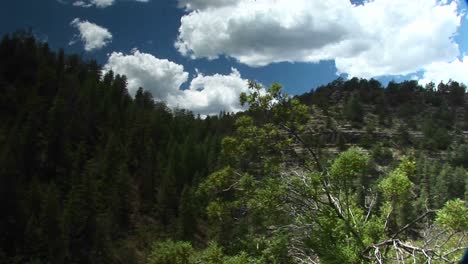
295, 77, 468, 217
0, 33, 467, 263
0, 32, 234, 263
299, 77, 468, 150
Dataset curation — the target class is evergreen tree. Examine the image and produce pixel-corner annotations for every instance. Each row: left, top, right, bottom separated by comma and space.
433, 165, 450, 209
177, 185, 197, 241
23, 178, 46, 261
343, 94, 364, 124
63, 160, 98, 263
448, 166, 466, 200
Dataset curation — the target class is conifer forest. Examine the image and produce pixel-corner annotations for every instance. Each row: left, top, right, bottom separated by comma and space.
0, 32, 467, 264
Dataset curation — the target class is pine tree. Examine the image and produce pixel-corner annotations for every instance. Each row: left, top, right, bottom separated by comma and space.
41, 183, 65, 264
92, 212, 114, 263
157, 150, 178, 225
343, 94, 364, 124
465, 176, 468, 201
448, 166, 466, 200
63, 160, 98, 263
433, 165, 450, 209
177, 185, 197, 240
23, 178, 46, 261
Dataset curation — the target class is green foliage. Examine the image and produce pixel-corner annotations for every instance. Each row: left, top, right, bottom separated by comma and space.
451, 144, 468, 168
422, 116, 452, 150
330, 147, 369, 183
436, 199, 468, 232
370, 143, 393, 165
1, 33, 467, 264
194, 243, 225, 264
147, 240, 194, 264
379, 159, 414, 200
147, 241, 255, 264
466, 176, 468, 201
204, 80, 467, 263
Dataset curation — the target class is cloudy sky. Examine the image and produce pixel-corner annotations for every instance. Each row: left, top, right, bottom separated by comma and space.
1, 0, 468, 115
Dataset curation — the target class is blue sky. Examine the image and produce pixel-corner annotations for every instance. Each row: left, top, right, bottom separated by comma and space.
1, 0, 468, 115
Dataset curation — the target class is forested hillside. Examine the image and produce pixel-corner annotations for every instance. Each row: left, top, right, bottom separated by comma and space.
0, 33, 467, 264
0, 32, 235, 264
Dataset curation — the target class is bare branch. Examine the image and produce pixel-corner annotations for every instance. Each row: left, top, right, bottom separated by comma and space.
391, 210, 436, 239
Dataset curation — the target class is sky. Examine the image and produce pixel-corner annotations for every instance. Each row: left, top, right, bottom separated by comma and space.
1, 0, 468, 115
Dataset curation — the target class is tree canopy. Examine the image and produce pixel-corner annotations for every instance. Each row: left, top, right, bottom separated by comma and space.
0, 32, 467, 264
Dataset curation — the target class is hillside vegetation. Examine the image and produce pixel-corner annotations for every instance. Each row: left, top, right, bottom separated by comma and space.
0, 33, 467, 264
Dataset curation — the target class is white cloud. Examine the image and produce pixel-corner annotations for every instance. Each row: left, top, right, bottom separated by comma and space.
102, 50, 249, 116
72, 0, 114, 8
72, 1, 93, 7
168, 68, 249, 116
70, 18, 112, 51
70, 0, 148, 8
103, 49, 189, 100
335, 0, 461, 78
419, 56, 468, 85
177, 0, 237, 10
176, 0, 462, 79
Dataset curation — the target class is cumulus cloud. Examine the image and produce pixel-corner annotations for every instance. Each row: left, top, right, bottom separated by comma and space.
103, 49, 189, 99
419, 56, 468, 85
335, 0, 461, 78
176, 0, 462, 79
168, 68, 249, 116
103, 50, 249, 116
70, 18, 112, 51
